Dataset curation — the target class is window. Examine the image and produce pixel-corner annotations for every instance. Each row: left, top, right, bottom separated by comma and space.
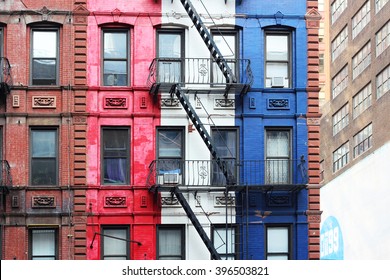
212, 225, 237, 260
157, 30, 184, 83
157, 226, 185, 260
31, 27, 59, 85
331, 0, 348, 24
352, 42, 371, 80
332, 26, 348, 61
103, 29, 129, 86
266, 226, 290, 260
157, 128, 184, 184
31, 128, 58, 185
333, 142, 349, 172
319, 160, 324, 182
102, 127, 130, 185
332, 65, 348, 99
30, 228, 57, 260
376, 64, 390, 99
101, 227, 129, 260
265, 32, 290, 88
332, 103, 349, 135
376, 0, 389, 13
353, 123, 372, 158
265, 130, 291, 184
353, 83, 372, 118
212, 30, 237, 83
211, 128, 238, 185
0, 26, 3, 57
352, 1, 371, 39
376, 21, 390, 57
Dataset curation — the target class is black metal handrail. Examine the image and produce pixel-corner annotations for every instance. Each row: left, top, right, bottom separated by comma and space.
147, 57, 253, 88
147, 158, 308, 189
0, 57, 12, 95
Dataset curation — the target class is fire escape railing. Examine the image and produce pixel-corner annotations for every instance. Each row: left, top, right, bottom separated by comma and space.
147, 158, 308, 190
147, 57, 253, 94
0, 57, 12, 95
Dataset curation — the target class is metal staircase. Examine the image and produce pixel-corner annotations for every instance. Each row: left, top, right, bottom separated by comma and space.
179, 0, 236, 84
172, 187, 221, 260
170, 84, 233, 184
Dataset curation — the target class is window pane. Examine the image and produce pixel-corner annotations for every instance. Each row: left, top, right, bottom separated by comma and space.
267, 227, 288, 253
33, 31, 57, 58
31, 158, 56, 185
159, 34, 181, 58
32, 59, 56, 83
213, 227, 235, 259
32, 131, 56, 157
103, 61, 127, 86
266, 131, 289, 157
104, 32, 127, 59
266, 62, 288, 78
103, 228, 127, 258
267, 35, 288, 61
158, 130, 182, 157
102, 129, 129, 184
158, 228, 182, 260
32, 229, 55, 260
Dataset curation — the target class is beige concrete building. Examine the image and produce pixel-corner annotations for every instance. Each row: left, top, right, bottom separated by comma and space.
320, 0, 390, 259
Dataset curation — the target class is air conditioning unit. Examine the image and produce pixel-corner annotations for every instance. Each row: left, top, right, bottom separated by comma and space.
271, 77, 285, 88
158, 173, 181, 185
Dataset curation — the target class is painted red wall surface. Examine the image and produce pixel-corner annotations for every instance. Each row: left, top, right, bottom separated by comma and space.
85, 1, 162, 259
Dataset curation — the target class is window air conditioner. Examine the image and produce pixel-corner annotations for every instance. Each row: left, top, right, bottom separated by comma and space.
158, 173, 181, 185
271, 77, 285, 88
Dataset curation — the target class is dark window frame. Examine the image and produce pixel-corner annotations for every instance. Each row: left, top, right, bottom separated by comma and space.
264, 30, 292, 88
156, 29, 185, 84
211, 224, 239, 260
101, 127, 130, 185
265, 224, 292, 260
29, 228, 59, 260
265, 128, 292, 184
30, 127, 58, 186
30, 26, 60, 86
101, 28, 130, 86
156, 225, 185, 260
101, 225, 130, 260
211, 127, 239, 185
210, 29, 239, 84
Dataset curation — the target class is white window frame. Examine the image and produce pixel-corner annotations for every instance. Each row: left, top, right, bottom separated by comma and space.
376, 21, 390, 57
332, 103, 349, 135
376, 64, 390, 99
352, 1, 371, 39
353, 123, 373, 158
332, 65, 348, 99
333, 142, 349, 172
331, 0, 348, 24
352, 42, 371, 80
332, 26, 348, 61
353, 83, 372, 119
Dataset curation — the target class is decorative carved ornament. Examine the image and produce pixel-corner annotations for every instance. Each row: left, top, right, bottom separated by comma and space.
32, 196, 56, 208
306, 210, 323, 223
104, 97, 128, 109
161, 98, 180, 108
161, 196, 180, 207
268, 98, 289, 109
215, 196, 235, 207
214, 98, 235, 109
104, 196, 127, 207
32, 96, 56, 108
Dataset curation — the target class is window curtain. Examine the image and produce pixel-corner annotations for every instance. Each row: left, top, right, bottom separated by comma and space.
103, 228, 127, 260
158, 229, 182, 260
32, 229, 55, 260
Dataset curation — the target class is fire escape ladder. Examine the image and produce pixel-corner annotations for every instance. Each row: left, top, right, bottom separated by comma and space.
172, 187, 221, 260
170, 84, 233, 184
179, 0, 237, 84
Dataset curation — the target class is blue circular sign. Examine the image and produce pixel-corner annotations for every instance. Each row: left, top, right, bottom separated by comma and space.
320, 216, 344, 260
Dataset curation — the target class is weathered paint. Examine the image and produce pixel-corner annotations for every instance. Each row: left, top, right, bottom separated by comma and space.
85, 0, 162, 259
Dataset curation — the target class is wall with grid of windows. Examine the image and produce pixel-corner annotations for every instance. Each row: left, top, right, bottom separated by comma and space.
320, 0, 390, 259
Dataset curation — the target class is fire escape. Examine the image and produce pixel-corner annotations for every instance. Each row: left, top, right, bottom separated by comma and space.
0, 57, 13, 210
147, 0, 307, 259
